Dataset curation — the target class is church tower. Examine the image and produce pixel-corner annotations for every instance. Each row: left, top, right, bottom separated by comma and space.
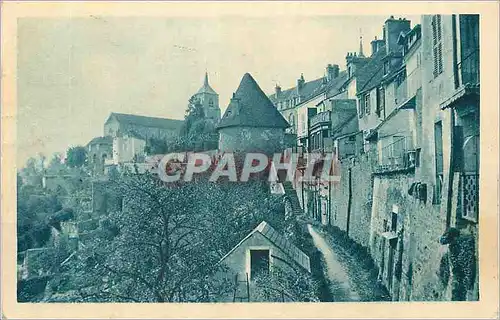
191, 72, 221, 122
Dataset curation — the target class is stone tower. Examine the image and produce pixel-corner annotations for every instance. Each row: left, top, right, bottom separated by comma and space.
191, 72, 221, 122
217, 73, 289, 155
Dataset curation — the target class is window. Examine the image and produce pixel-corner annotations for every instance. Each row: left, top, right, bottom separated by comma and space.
434, 121, 444, 204
432, 15, 444, 77
391, 212, 398, 232
208, 99, 214, 108
376, 87, 385, 118
459, 14, 480, 85
250, 249, 270, 280
364, 94, 371, 115
415, 148, 421, 167
288, 114, 295, 133
358, 98, 365, 118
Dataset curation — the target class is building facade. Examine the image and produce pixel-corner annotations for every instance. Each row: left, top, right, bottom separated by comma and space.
279, 14, 479, 302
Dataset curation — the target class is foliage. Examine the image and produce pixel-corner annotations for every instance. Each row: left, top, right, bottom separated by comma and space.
253, 265, 319, 302
17, 175, 63, 252
54, 174, 286, 302
66, 146, 87, 168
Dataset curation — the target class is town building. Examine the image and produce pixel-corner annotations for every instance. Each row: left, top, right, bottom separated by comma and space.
217, 73, 289, 155
86, 136, 113, 174
279, 14, 479, 302
102, 112, 183, 165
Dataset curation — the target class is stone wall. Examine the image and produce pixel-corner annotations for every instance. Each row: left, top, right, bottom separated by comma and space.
330, 152, 375, 248
369, 171, 456, 301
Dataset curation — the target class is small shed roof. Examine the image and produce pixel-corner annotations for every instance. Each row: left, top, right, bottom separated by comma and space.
219, 221, 311, 272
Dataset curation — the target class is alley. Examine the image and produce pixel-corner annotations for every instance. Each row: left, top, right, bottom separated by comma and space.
307, 224, 389, 302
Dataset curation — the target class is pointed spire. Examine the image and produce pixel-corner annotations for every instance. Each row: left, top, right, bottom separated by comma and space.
196, 71, 217, 95
359, 35, 365, 58
204, 72, 209, 86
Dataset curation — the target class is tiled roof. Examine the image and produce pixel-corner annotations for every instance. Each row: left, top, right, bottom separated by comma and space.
218, 221, 311, 273
268, 77, 326, 105
356, 47, 387, 94
87, 136, 112, 146
217, 73, 289, 129
325, 71, 349, 98
270, 71, 350, 108
106, 112, 184, 131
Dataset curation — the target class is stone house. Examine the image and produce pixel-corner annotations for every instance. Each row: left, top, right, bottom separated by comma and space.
86, 136, 113, 174
268, 65, 342, 138
217, 221, 311, 302
217, 73, 289, 156
103, 112, 183, 165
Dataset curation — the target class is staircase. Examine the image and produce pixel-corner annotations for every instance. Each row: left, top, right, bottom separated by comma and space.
283, 181, 304, 215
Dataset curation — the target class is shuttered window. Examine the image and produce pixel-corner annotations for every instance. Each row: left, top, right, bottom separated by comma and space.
364, 94, 371, 115
358, 98, 365, 118
431, 15, 444, 77
376, 87, 385, 118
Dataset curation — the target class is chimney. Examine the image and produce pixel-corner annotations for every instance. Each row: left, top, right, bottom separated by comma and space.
297, 73, 305, 90
327, 64, 340, 81
275, 84, 282, 97
371, 36, 378, 56
384, 15, 411, 54
370, 36, 386, 56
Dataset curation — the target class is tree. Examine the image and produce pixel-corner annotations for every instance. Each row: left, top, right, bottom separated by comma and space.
54, 174, 287, 302
66, 146, 87, 168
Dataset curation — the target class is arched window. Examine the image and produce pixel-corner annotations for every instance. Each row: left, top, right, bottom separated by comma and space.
209, 99, 214, 108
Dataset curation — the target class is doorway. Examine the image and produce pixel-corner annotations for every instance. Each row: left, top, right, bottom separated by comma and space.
250, 249, 270, 280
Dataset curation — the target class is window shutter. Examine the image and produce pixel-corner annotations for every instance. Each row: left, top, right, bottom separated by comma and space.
432, 15, 443, 77
365, 94, 371, 115
438, 42, 443, 74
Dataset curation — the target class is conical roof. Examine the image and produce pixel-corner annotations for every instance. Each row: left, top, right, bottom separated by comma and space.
196, 72, 218, 95
217, 73, 290, 129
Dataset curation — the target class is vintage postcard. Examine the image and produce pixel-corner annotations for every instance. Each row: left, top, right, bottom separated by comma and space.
1, 1, 499, 319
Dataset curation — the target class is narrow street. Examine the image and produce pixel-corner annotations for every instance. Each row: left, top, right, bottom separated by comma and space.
307, 224, 389, 302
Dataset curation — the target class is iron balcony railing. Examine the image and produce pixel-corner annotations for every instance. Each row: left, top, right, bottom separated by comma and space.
376, 136, 416, 173
458, 48, 480, 87
309, 111, 331, 128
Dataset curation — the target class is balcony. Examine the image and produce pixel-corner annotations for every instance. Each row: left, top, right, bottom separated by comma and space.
309, 111, 331, 128
375, 136, 416, 173
458, 49, 480, 87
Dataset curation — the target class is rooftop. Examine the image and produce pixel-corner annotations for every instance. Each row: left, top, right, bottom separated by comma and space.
218, 220, 311, 273
195, 72, 218, 95
106, 112, 184, 131
217, 73, 289, 129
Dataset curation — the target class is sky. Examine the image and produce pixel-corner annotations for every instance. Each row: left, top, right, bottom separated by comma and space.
17, 15, 420, 167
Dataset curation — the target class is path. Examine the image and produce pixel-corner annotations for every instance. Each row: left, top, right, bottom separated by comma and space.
307, 224, 361, 301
